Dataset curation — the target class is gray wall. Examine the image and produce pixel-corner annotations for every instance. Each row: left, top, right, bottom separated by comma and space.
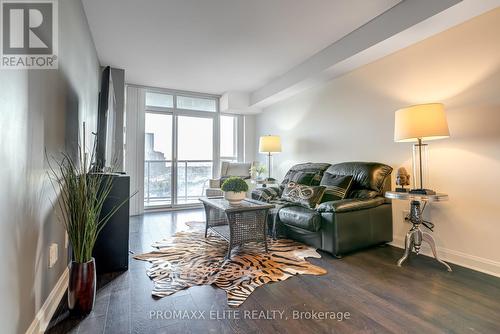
0, 1, 100, 333
255, 9, 500, 275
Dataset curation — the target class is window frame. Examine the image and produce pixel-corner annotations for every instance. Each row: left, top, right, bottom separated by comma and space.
138, 85, 220, 209
176, 95, 217, 113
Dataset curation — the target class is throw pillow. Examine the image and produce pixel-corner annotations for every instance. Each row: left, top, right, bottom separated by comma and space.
320, 174, 353, 202
281, 182, 326, 209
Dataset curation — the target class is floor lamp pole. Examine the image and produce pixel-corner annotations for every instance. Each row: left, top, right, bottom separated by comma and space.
267, 152, 271, 180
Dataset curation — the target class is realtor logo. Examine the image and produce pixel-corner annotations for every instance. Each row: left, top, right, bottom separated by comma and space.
1, 0, 58, 69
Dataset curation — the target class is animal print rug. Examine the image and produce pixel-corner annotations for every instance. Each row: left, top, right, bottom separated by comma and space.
134, 222, 327, 307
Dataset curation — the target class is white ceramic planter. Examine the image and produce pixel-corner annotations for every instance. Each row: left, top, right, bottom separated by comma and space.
224, 191, 246, 205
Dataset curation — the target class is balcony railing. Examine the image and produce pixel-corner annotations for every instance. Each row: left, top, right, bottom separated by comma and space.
144, 159, 212, 206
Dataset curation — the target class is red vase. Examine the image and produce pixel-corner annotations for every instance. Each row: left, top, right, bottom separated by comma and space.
68, 258, 96, 315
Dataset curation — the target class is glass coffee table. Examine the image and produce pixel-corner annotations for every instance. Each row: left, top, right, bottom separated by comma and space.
199, 197, 274, 259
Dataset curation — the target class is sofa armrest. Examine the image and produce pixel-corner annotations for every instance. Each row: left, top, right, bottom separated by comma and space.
317, 197, 386, 213
209, 179, 221, 188
251, 186, 282, 202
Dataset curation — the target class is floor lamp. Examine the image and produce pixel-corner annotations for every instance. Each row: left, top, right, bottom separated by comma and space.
394, 103, 450, 195
258, 135, 282, 181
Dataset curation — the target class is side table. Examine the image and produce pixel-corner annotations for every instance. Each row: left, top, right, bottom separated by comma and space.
385, 191, 452, 272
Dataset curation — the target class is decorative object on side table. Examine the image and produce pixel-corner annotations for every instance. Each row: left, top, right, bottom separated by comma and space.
395, 167, 411, 192
250, 164, 266, 180
221, 176, 249, 205
259, 135, 281, 181
47, 123, 131, 315
394, 103, 450, 195
385, 191, 452, 271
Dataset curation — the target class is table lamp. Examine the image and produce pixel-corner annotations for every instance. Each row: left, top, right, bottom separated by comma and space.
394, 103, 450, 195
259, 135, 281, 181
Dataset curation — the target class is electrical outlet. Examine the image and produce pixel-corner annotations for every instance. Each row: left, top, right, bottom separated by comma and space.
49, 243, 58, 268
402, 210, 410, 222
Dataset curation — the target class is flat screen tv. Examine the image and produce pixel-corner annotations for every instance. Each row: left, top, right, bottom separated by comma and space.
95, 66, 116, 171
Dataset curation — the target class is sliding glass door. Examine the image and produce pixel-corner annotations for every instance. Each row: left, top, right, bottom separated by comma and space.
143, 90, 218, 208
144, 112, 173, 207
177, 116, 213, 204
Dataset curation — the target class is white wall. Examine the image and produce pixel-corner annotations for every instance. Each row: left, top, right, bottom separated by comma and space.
243, 114, 256, 162
255, 8, 500, 276
0, 1, 100, 332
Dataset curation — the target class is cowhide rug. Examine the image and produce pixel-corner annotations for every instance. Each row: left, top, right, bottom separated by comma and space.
134, 222, 327, 307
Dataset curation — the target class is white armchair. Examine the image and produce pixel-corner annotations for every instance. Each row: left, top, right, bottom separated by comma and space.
205, 161, 255, 197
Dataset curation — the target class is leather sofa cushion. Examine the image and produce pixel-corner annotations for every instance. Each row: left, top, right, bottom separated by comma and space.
320, 174, 353, 202
251, 186, 281, 202
279, 206, 322, 232
289, 171, 317, 185
317, 197, 386, 213
281, 163, 331, 189
349, 189, 380, 199
323, 162, 392, 197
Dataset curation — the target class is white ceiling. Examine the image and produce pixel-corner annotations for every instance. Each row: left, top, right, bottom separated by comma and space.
82, 0, 400, 95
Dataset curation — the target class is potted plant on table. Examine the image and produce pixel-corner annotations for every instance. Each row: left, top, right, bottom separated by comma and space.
221, 177, 249, 205
48, 124, 129, 316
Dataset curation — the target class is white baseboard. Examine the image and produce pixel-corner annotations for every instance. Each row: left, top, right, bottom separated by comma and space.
391, 236, 500, 278
25, 267, 68, 334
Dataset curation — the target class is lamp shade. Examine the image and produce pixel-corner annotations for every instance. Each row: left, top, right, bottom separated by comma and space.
394, 103, 450, 142
259, 135, 281, 153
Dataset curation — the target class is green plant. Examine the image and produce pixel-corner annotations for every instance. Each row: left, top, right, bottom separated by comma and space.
221, 177, 249, 193
48, 124, 131, 263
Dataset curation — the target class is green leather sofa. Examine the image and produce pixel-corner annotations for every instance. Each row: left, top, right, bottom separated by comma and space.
251, 162, 393, 257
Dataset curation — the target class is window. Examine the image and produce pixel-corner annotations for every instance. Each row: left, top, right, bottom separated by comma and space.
178, 116, 213, 161
145, 92, 173, 108
177, 95, 216, 112
144, 113, 173, 206
177, 116, 213, 204
220, 114, 237, 161
141, 87, 218, 208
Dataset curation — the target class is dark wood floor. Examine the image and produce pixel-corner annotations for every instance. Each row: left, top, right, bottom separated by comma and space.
47, 208, 500, 334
